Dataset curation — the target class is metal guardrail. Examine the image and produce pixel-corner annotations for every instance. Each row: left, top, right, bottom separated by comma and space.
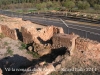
0, 10, 100, 42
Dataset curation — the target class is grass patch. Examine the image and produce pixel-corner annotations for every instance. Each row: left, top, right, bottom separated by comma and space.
18, 42, 27, 50
4, 42, 9, 46
0, 33, 5, 39
5, 46, 13, 56
27, 51, 40, 58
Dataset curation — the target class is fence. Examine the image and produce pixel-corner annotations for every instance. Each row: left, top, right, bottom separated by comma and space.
0, 10, 100, 42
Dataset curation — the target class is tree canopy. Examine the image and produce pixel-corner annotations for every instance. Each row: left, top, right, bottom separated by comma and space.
0, 0, 100, 10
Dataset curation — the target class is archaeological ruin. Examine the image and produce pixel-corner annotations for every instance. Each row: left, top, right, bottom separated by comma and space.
0, 15, 100, 75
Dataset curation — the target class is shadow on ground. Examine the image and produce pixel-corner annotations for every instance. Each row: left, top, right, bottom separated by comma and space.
0, 54, 33, 75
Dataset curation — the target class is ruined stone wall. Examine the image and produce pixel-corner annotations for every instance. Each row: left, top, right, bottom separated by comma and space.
21, 25, 64, 44
52, 33, 78, 55
21, 25, 36, 44
75, 37, 99, 51
1, 25, 18, 40
53, 26, 64, 34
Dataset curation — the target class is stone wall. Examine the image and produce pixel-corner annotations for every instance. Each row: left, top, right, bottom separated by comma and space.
21, 25, 36, 44
21, 25, 64, 44
1, 25, 18, 40
52, 33, 78, 55
75, 37, 99, 51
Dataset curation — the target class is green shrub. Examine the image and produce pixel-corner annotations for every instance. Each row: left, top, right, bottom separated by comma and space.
36, 2, 46, 10
0, 33, 5, 39
46, 1, 53, 10
4, 42, 9, 46
5, 46, 13, 56
27, 51, 40, 58
19, 43, 27, 50
62, 0, 75, 10
52, 2, 61, 10
77, 1, 90, 10
36, 1, 61, 11
93, 4, 100, 10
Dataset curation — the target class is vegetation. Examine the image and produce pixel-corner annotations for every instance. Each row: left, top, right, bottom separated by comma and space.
0, 0, 99, 11
93, 4, 100, 10
5, 46, 13, 56
77, 1, 90, 10
0, 33, 5, 39
62, 0, 75, 10
4, 42, 9, 46
27, 51, 40, 58
19, 42, 27, 50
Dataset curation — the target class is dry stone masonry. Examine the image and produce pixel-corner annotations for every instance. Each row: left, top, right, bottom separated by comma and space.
52, 33, 79, 55
1, 25, 18, 40
21, 25, 64, 44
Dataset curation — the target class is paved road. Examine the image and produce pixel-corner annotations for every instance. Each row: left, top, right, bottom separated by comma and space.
22, 16, 100, 42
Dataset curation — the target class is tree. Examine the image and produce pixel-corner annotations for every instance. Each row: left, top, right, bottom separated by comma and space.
36, 2, 46, 10
62, 0, 75, 10
93, 4, 100, 10
46, 1, 53, 9
77, 1, 90, 10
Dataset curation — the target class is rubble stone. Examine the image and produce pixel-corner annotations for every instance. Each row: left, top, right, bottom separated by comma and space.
28, 46, 33, 51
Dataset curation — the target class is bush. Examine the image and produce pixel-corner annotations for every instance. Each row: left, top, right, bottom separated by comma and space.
62, 0, 75, 10
0, 33, 5, 39
77, 1, 90, 10
5, 46, 13, 56
19, 43, 27, 50
52, 2, 61, 10
27, 51, 40, 58
36, 2, 46, 10
46, 1, 53, 10
93, 4, 100, 10
36, 1, 61, 11
4, 42, 9, 46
